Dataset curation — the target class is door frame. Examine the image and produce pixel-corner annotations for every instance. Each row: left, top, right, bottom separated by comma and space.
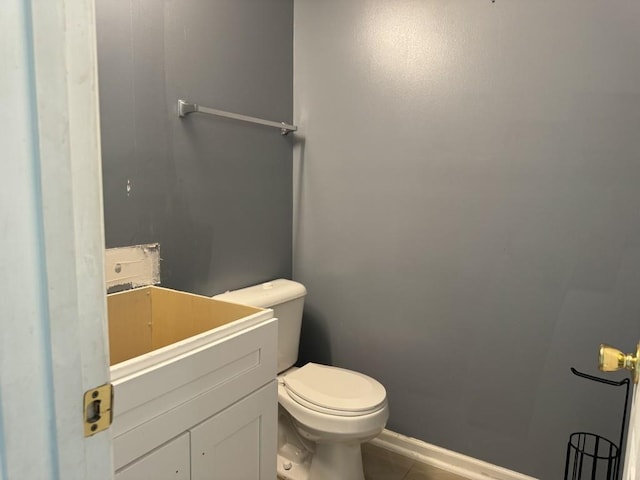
623, 381, 639, 479
1, 0, 112, 478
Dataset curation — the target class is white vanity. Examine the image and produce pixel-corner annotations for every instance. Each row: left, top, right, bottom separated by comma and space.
107, 286, 277, 479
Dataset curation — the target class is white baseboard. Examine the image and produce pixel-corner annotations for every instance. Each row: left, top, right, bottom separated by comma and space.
369, 429, 538, 480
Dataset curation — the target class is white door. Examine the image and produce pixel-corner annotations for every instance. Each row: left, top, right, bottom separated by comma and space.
599, 344, 640, 479
622, 378, 639, 480
620, 343, 640, 480
1, 0, 112, 479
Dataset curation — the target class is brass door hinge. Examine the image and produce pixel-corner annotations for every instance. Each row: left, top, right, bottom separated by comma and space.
83, 383, 113, 437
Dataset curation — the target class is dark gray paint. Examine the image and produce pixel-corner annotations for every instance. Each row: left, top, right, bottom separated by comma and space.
294, 1, 640, 478
96, 0, 293, 295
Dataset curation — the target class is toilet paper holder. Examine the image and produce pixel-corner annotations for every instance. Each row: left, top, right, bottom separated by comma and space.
563, 367, 630, 479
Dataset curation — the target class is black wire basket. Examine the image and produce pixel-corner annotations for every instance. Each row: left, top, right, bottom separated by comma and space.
564, 432, 619, 480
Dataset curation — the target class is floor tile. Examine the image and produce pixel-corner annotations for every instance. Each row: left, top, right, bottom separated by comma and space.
279, 442, 470, 480
362, 443, 414, 480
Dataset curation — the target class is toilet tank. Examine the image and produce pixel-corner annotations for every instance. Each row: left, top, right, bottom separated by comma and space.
213, 279, 307, 373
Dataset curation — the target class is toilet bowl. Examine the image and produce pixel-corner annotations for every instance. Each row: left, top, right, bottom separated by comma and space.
277, 364, 388, 480
214, 280, 388, 480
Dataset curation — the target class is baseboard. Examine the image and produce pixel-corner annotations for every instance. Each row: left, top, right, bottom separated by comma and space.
369, 429, 538, 480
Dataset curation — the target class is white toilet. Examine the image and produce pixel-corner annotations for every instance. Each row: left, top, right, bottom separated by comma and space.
214, 279, 389, 480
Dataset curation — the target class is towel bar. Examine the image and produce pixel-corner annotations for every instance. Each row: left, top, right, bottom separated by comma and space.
178, 99, 297, 136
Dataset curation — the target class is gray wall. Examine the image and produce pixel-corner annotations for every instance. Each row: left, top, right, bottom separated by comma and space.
294, 1, 640, 477
96, 0, 293, 295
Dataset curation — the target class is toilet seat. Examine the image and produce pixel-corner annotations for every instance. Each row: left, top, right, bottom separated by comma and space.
282, 363, 387, 417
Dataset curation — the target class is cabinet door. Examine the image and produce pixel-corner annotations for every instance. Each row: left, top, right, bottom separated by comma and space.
190, 381, 277, 480
115, 433, 190, 480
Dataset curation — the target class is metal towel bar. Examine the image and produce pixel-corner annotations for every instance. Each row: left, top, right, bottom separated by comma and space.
177, 99, 297, 135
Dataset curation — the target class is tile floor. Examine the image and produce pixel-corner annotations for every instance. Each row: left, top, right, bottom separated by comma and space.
362, 443, 470, 480
277, 443, 470, 480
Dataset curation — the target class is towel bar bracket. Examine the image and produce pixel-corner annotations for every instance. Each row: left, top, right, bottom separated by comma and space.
178, 99, 197, 117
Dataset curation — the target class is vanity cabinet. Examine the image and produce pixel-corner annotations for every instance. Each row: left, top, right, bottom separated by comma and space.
190, 381, 277, 480
108, 286, 277, 479
114, 433, 190, 480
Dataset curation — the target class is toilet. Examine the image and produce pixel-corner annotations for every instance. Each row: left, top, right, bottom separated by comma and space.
214, 279, 389, 480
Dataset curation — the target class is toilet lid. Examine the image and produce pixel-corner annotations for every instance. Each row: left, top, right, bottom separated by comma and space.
283, 363, 386, 415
